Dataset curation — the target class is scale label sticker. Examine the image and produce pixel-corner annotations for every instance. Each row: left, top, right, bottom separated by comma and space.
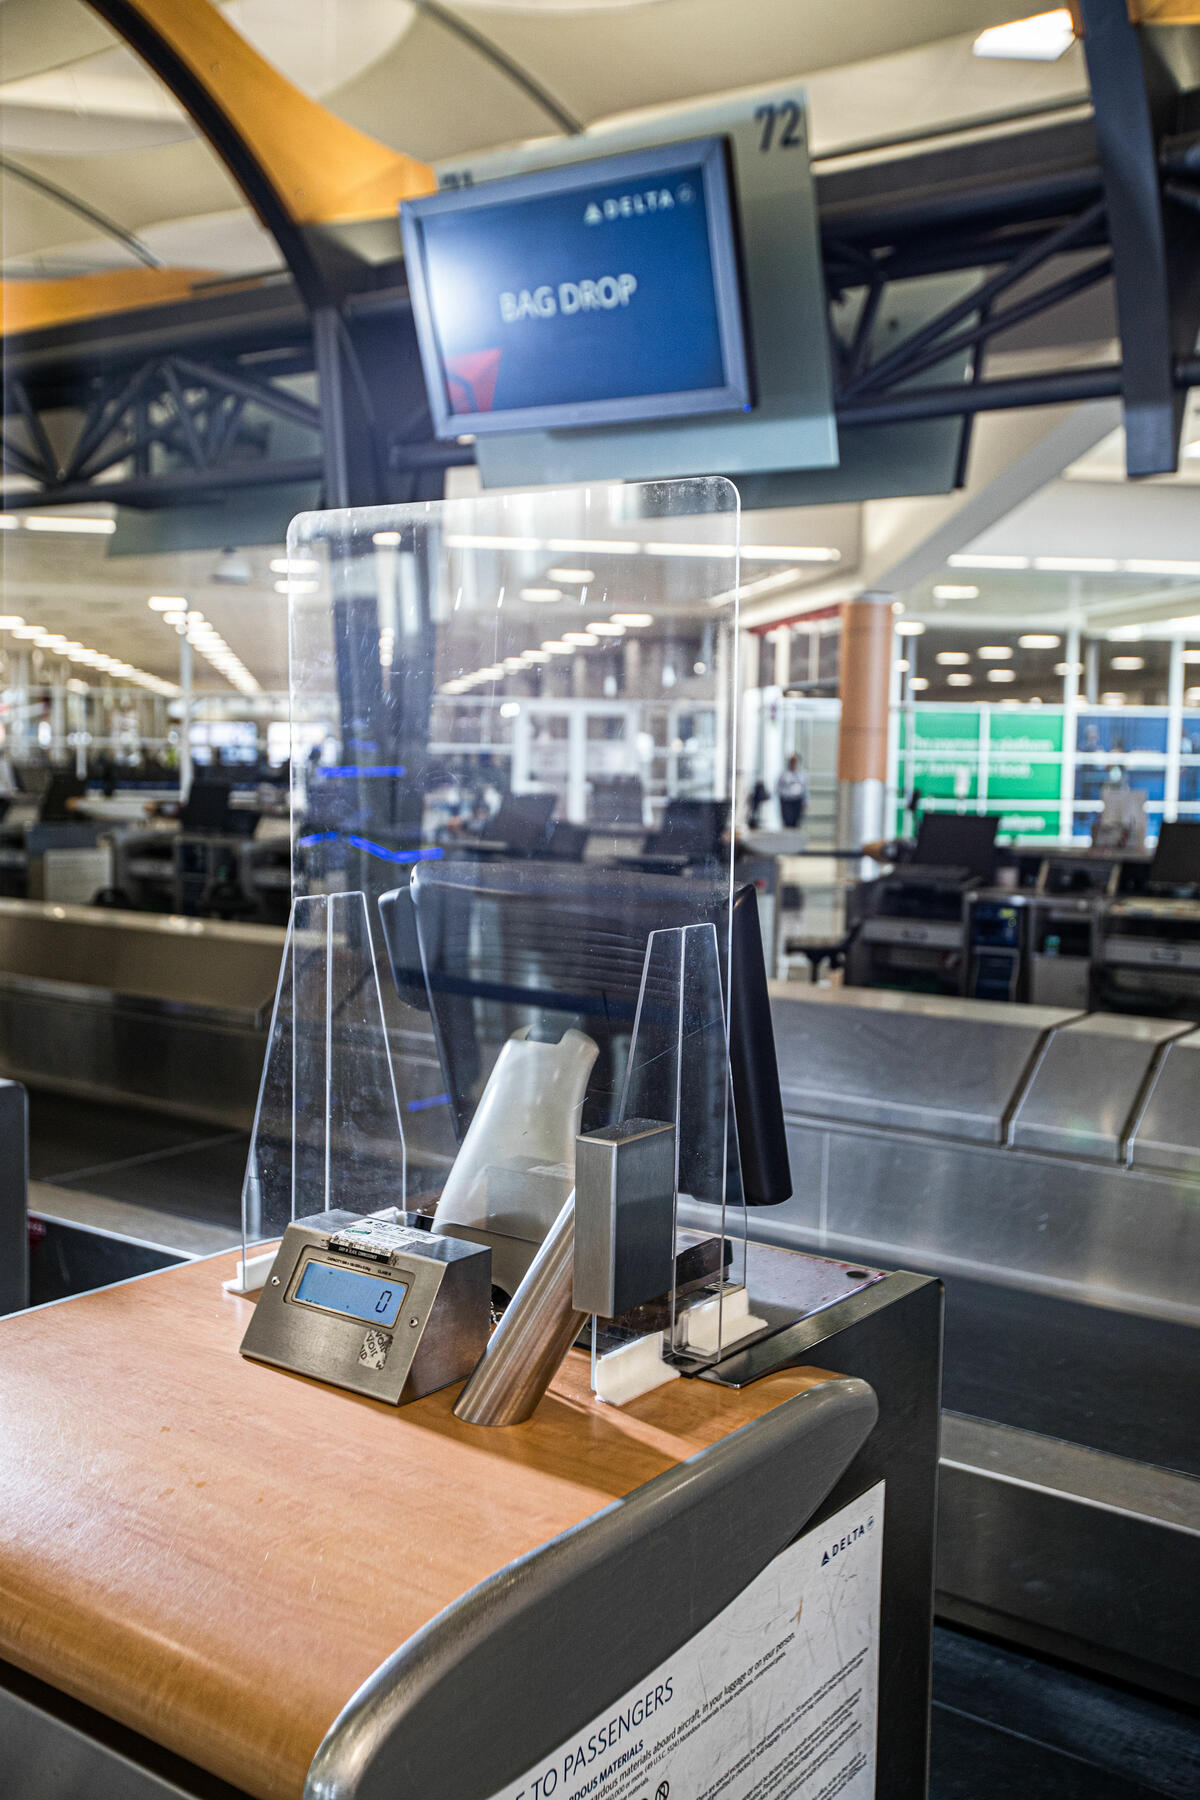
491, 1481, 883, 1800
358, 1330, 392, 1371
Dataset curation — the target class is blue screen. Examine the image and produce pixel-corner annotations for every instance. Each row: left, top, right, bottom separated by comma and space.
294, 1260, 408, 1327
404, 139, 749, 434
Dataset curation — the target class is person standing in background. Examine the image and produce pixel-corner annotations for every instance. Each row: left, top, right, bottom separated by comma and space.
777, 753, 808, 830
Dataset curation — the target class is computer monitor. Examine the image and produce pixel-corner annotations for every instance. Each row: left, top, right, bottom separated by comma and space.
38, 774, 87, 823
400, 135, 752, 438
378, 862, 790, 1207
913, 812, 999, 883
1148, 821, 1200, 891
181, 779, 234, 834
488, 792, 556, 856
644, 798, 730, 861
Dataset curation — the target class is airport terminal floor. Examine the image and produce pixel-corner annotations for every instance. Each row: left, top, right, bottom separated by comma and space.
2, 3, 1199, 1798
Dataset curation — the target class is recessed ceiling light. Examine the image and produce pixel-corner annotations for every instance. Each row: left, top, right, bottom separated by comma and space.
148, 596, 186, 610
545, 538, 641, 556
546, 568, 595, 584
947, 673, 973, 686
1033, 555, 1119, 573
978, 645, 1014, 660
741, 545, 840, 563
933, 585, 979, 601
895, 621, 926, 637
1182, 650, 1200, 664
1101, 692, 1126, 706
988, 668, 1017, 683
23, 514, 115, 534
1054, 661, 1084, 675
935, 652, 971, 666
610, 612, 653, 627
541, 641, 573, 655
522, 650, 551, 663
1111, 656, 1145, 670
372, 531, 402, 548
274, 578, 319, 595
269, 556, 319, 574
948, 553, 1029, 570
973, 10, 1075, 62
647, 542, 737, 559
563, 631, 599, 646
910, 677, 929, 691
445, 533, 540, 551
1019, 634, 1061, 649
501, 656, 525, 670
520, 587, 563, 602
1124, 558, 1200, 576
895, 660, 910, 674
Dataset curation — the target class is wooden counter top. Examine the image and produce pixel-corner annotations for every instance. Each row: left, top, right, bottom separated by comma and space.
0, 1251, 829, 1800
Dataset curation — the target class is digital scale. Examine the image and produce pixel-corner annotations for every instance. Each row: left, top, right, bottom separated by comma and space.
239, 1210, 492, 1404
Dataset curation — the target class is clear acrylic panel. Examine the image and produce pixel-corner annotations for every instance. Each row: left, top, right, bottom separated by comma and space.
240, 890, 406, 1272
274, 479, 748, 1356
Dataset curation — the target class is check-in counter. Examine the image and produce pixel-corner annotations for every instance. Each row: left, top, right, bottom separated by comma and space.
761, 981, 1200, 1703
0, 899, 283, 1127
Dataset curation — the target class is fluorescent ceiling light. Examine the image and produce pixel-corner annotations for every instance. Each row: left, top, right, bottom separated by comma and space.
520, 587, 563, 602
742, 545, 840, 563
522, 650, 551, 663
946, 673, 973, 687
910, 677, 929, 691
545, 538, 641, 556
948, 553, 1029, 570
1124, 558, 1200, 576
148, 596, 185, 611
546, 568, 595, 584
1182, 651, 1200, 664
1108, 625, 1143, 640
1054, 662, 1083, 675
973, 10, 1075, 62
269, 556, 319, 574
935, 652, 970, 666
1166, 616, 1200, 632
23, 515, 115, 534
445, 533, 539, 551
987, 668, 1017, 682
586, 621, 625, 636
0, 616, 25, 629
541, 641, 573, 655
1033, 555, 1119, 573
275, 578, 318, 595
0, 516, 16, 530
978, 645, 1014, 660
647, 542, 737, 559
11, 626, 41, 639
895, 621, 926, 637
1100, 692, 1126, 705
611, 612, 653, 627
895, 660, 910, 674
933, 585, 979, 600
1019, 634, 1061, 649
372, 531, 402, 547
563, 631, 599, 646
1112, 656, 1145, 670
502, 656, 525, 670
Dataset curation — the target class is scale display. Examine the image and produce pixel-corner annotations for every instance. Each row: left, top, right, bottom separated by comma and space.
293, 1259, 409, 1328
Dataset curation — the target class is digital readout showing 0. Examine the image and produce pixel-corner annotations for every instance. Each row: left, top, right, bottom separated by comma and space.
293, 1259, 408, 1328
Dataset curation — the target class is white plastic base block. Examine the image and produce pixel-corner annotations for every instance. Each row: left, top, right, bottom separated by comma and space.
594, 1330, 680, 1407
222, 1250, 276, 1296
675, 1285, 767, 1356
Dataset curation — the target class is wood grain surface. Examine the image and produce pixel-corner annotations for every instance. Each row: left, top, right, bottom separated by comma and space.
0, 1250, 833, 1800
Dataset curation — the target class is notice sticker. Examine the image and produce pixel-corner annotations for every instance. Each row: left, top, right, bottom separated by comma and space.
358, 1329, 391, 1371
491, 1481, 884, 1800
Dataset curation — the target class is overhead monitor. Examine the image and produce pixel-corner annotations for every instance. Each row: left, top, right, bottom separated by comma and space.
400, 136, 752, 438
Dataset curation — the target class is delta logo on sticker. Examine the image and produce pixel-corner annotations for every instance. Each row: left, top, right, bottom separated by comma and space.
359, 1329, 392, 1371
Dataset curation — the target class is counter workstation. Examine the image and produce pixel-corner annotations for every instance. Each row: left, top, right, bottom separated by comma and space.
757, 982, 1200, 1703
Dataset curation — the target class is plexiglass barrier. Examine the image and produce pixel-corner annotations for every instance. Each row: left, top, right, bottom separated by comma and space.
243, 478, 753, 1363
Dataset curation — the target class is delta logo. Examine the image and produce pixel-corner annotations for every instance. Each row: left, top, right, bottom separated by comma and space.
584, 182, 695, 224
820, 1514, 876, 1566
